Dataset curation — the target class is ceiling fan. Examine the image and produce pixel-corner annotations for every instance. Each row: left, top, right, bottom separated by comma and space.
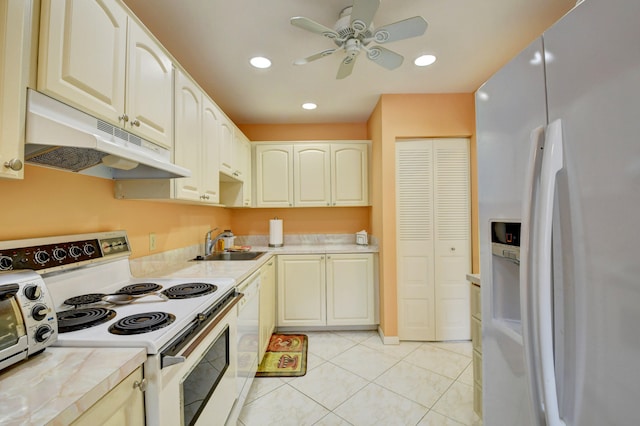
291, 0, 428, 79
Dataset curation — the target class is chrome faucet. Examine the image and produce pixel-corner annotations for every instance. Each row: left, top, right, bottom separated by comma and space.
204, 228, 223, 256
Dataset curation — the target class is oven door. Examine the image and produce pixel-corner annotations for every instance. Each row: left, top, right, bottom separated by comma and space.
153, 294, 240, 426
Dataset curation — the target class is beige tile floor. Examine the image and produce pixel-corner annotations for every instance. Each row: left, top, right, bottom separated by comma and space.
238, 330, 483, 426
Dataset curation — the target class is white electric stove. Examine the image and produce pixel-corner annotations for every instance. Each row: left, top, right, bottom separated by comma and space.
0, 230, 243, 425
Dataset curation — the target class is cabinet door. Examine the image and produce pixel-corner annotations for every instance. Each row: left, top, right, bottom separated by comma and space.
201, 96, 221, 204
38, 0, 127, 124
277, 255, 325, 326
174, 70, 202, 202
0, 0, 33, 180
294, 144, 331, 207
240, 136, 252, 206
326, 253, 375, 326
331, 143, 369, 206
259, 257, 276, 360
126, 19, 173, 148
219, 116, 234, 176
255, 145, 294, 207
71, 367, 144, 426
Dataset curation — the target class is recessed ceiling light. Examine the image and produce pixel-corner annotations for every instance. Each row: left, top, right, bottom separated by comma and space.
414, 54, 437, 67
302, 103, 317, 110
250, 56, 272, 69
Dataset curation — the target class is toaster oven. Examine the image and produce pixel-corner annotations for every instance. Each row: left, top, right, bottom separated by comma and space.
0, 270, 57, 372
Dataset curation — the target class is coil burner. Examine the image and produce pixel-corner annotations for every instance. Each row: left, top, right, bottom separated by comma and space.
162, 283, 217, 299
57, 307, 117, 333
108, 311, 176, 335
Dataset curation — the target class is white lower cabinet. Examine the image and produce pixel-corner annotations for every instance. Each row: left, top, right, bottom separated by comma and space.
71, 367, 144, 426
326, 253, 375, 325
258, 257, 276, 361
277, 253, 376, 327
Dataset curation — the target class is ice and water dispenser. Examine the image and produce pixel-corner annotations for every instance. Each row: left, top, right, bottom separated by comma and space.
490, 221, 522, 334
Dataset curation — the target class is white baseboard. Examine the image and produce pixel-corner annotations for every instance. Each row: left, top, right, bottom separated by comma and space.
377, 326, 400, 345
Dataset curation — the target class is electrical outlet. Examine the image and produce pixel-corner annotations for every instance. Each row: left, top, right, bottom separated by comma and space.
149, 233, 157, 251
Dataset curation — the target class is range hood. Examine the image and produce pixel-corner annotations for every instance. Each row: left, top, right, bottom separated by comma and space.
25, 90, 191, 179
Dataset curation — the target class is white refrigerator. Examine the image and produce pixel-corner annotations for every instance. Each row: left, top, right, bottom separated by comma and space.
476, 0, 640, 425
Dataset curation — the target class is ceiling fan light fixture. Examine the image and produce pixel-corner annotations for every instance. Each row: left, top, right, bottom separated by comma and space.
250, 56, 272, 69
302, 102, 317, 110
414, 54, 437, 67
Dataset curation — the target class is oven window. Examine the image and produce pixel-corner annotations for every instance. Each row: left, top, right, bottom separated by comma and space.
182, 326, 229, 426
0, 297, 26, 351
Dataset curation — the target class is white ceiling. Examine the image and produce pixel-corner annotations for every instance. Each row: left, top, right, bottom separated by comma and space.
123, 0, 575, 125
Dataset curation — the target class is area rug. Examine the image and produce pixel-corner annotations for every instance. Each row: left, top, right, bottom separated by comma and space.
256, 334, 308, 377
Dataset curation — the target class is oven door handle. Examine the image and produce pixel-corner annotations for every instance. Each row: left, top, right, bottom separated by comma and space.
161, 355, 186, 368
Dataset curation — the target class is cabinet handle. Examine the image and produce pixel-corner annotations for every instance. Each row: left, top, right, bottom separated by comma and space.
118, 114, 129, 123
268, 261, 273, 266
327, 203, 330, 206
4, 159, 23, 171
133, 378, 148, 392
131, 119, 141, 127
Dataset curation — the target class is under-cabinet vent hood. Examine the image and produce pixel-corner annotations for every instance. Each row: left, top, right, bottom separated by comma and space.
25, 90, 191, 179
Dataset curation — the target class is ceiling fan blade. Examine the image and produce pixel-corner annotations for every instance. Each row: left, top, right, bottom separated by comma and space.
373, 16, 428, 44
350, 0, 381, 34
337, 55, 357, 79
293, 49, 337, 65
290, 16, 339, 40
366, 46, 404, 70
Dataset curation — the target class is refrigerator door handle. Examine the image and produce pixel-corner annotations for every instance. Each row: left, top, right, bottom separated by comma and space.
536, 118, 566, 426
520, 125, 546, 425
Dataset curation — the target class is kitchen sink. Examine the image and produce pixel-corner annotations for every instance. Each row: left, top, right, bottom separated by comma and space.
192, 251, 266, 261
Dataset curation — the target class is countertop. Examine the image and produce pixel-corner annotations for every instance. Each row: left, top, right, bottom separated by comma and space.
132, 241, 379, 284
0, 347, 146, 426
466, 273, 481, 286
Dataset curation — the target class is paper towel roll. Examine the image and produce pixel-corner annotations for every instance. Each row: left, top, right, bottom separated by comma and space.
269, 218, 283, 247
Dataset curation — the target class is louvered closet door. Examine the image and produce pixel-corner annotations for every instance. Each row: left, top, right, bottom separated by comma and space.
396, 141, 436, 340
396, 139, 470, 341
433, 139, 471, 340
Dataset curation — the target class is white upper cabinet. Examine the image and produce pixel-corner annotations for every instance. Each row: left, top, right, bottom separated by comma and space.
331, 143, 369, 206
38, 0, 173, 148
254, 141, 369, 208
124, 18, 173, 148
200, 97, 222, 203
173, 69, 219, 204
294, 144, 331, 207
254, 144, 294, 207
218, 116, 233, 176
0, 0, 35, 180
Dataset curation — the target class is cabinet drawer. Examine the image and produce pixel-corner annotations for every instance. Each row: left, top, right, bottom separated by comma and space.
470, 283, 481, 319
471, 316, 482, 351
473, 348, 482, 385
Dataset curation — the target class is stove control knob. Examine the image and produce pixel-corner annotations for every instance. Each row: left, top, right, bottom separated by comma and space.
32, 303, 48, 321
24, 285, 42, 301
83, 243, 96, 256
53, 247, 67, 261
34, 250, 50, 265
35, 325, 53, 343
69, 246, 82, 258
0, 255, 12, 270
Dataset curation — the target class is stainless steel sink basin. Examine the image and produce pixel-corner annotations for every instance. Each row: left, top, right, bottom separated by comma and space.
192, 251, 266, 261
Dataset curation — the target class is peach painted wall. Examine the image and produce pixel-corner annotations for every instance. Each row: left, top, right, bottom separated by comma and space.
0, 165, 231, 258
367, 93, 477, 338
235, 122, 371, 235
231, 208, 370, 235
